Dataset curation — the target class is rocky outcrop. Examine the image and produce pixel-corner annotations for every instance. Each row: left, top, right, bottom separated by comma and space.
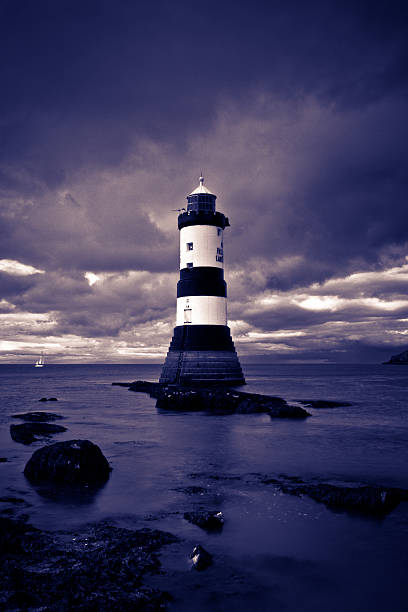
118, 381, 310, 418
10, 422, 67, 445
12, 411, 64, 422
184, 510, 224, 531
190, 545, 213, 570
24, 440, 111, 485
261, 477, 408, 516
156, 387, 310, 417
0, 516, 178, 610
383, 349, 408, 364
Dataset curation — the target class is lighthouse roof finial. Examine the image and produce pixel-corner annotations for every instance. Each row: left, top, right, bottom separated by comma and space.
189, 174, 215, 196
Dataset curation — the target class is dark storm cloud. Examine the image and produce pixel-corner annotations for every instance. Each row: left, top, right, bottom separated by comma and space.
222, 95, 408, 290
1, 0, 407, 361
1, 0, 407, 175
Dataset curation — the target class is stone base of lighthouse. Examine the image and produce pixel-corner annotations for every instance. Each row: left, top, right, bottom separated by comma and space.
160, 325, 245, 385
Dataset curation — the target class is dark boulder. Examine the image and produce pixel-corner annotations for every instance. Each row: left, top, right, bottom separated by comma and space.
190, 545, 213, 570
0, 457, 7, 463
24, 440, 111, 485
10, 422, 67, 445
48, 397, 58, 401
39, 397, 48, 402
12, 411, 64, 422
184, 510, 224, 531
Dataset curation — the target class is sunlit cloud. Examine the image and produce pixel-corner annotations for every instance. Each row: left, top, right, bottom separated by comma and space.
84, 272, 101, 286
295, 296, 344, 311
0, 259, 45, 276
0, 299, 15, 311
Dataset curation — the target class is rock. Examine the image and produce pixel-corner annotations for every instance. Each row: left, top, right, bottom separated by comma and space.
184, 510, 224, 531
48, 397, 58, 401
122, 381, 310, 418
24, 439, 111, 485
12, 411, 64, 422
270, 479, 408, 516
39, 397, 48, 402
383, 349, 408, 364
0, 516, 178, 609
296, 399, 353, 408
190, 544, 213, 570
10, 422, 67, 444
0, 458, 7, 463
127, 380, 162, 396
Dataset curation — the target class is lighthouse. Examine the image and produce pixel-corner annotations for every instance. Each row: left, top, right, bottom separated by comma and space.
160, 176, 245, 385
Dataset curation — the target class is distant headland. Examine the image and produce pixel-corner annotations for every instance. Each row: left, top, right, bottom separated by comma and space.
383, 349, 408, 364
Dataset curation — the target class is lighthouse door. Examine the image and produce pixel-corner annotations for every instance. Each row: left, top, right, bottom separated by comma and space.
184, 308, 192, 324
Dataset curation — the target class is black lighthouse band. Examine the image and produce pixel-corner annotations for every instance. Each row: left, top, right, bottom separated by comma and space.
177, 267, 227, 298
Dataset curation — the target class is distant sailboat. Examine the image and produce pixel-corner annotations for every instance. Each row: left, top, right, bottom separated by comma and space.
35, 353, 45, 368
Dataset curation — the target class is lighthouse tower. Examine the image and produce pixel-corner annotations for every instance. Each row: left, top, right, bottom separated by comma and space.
160, 176, 245, 385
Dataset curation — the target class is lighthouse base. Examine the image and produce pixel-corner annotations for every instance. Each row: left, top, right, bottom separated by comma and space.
160, 325, 245, 386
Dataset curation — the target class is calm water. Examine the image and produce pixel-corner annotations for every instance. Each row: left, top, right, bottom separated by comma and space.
1, 363, 407, 611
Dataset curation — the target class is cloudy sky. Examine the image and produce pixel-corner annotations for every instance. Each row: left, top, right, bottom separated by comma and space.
1, 0, 408, 364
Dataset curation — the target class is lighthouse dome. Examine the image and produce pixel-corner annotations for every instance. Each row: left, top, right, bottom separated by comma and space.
187, 176, 217, 212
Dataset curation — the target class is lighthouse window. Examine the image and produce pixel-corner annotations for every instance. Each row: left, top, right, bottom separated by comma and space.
187, 242, 193, 251
217, 247, 223, 255
184, 308, 192, 324
216, 255, 224, 263
187, 262, 193, 269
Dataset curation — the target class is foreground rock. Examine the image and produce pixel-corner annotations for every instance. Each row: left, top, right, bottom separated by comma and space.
0, 516, 177, 610
184, 510, 224, 531
115, 381, 310, 418
12, 411, 64, 422
24, 440, 111, 485
10, 422, 67, 445
190, 544, 213, 570
383, 349, 408, 364
262, 476, 408, 516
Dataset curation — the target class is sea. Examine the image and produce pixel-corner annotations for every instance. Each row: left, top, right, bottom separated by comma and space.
1, 363, 407, 611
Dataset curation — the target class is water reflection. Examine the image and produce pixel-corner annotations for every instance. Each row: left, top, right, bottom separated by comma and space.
26, 479, 107, 506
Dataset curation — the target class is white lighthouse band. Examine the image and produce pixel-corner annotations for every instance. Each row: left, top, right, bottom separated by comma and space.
180, 225, 224, 270
160, 176, 245, 385
176, 295, 226, 326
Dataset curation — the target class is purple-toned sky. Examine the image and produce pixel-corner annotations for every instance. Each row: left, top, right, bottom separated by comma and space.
1, 0, 408, 363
